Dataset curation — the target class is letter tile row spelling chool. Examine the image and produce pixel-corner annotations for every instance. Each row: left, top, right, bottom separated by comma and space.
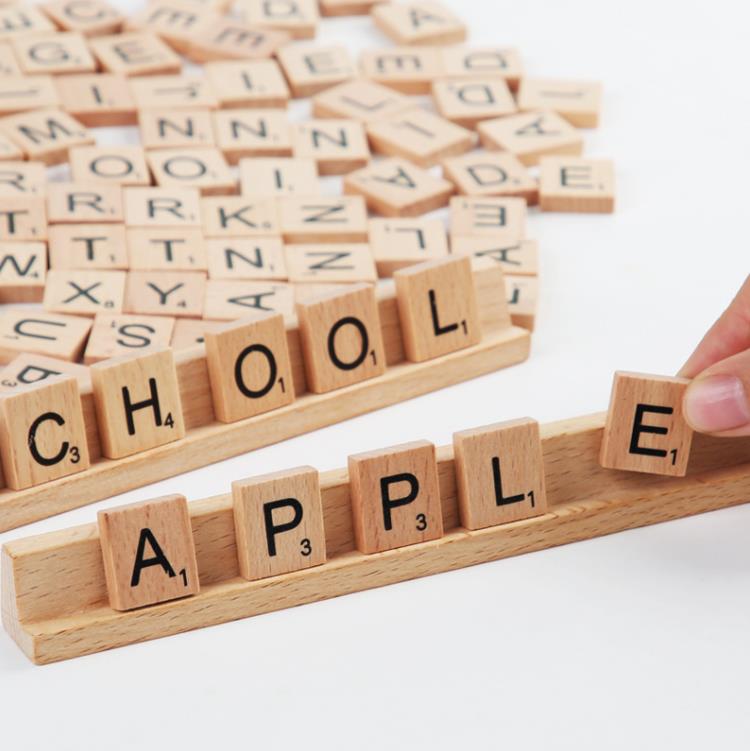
83, 369, 691, 614
0, 253, 491, 491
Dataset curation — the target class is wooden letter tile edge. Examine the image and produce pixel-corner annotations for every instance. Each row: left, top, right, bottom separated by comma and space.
4, 413, 750, 664
0, 265, 526, 532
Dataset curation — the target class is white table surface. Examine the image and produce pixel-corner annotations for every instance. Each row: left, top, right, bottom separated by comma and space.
2, 1, 750, 748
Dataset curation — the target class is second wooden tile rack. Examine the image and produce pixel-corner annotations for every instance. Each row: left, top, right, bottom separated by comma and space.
4, 412, 749, 664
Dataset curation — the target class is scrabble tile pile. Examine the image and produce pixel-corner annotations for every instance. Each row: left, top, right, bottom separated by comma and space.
0, 0, 614, 363
0, 0, 616, 528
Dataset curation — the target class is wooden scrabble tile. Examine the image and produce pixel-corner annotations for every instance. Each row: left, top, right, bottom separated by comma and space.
233, 466, 325, 580
204, 59, 290, 109
0, 42, 21, 76
0, 309, 92, 362
126, 0, 218, 53
538, 156, 615, 213
452, 237, 538, 276
126, 228, 207, 271
292, 119, 369, 175
443, 151, 538, 203
432, 77, 516, 129
449, 196, 526, 241
0, 354, 96, 466
130, 74, 219, 111
296, 283, 385, 393
0, 108, 94, 165
0, 353, 89, 393
366, 108, 474, 168
44, 268, 126, 317
0, 161, 46, 198
517, 78, 602, 128
453, 417, 547, 530
440, 46, 523, 90
0, 76, 60, 117
185, 0, 241, 12
11, 32, 96, 75
505, 273, 537, 331
204, 279, 294, 320
344, 157, 454, 217
84, 313, 175, 364
170, 317, 225, 349
124, 187, 202, 228
0, 197, 47, 241
0, 143, 31, 168
0, 374, 89, 489
40, 0, 124, 36
348, 439, 442, 553
319, 0, 385, 15
285, 243, 376, 283
600, 372, 694, 477
368, 217, 448, 276
125, 270, 206, 318
56, 73, 136, 127
186, 19, 290, 63
237, 0, 319, 39
205, 312, 294, 422
201, 195, 279, 238
279, 195, 368, 242
90, 347, 185, 458
372, 1, 465, 45
69, 145, 151, 186
0, 132, 22, 161
312, 78, 411, 123
207, 236, 286, 280
48, 223, 129, 270
478, 110, 584, 167
239, 157, 320, 196
89, 32, 182, 76
212, 108, 292, 164
277, 44, 356, 98
293, 281, 354, 303
0, 241, 46, 302
47, 182, 123, 224
97, 494, 199, 611
360, 47, 442, 95
147, 148, 235, 196
0, 6, 56, 39
139, 109, 215, 151
394, 255, 479, 362
0, 127, 23, 167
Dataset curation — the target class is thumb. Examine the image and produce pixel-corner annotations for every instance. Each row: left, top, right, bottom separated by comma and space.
684, 348, 750, 436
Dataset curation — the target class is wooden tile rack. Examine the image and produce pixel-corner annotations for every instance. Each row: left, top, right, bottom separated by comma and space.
0, 265, 529, 533
4, 412, 749, 664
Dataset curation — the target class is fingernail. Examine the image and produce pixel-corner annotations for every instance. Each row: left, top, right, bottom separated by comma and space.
684, 375, 750, 432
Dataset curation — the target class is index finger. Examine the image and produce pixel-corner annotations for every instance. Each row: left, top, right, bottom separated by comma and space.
679, 274, 750, 378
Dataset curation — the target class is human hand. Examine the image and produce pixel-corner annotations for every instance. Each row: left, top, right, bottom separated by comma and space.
681, 275, 750, 435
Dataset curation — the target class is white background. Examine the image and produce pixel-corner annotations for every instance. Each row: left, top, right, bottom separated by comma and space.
2, 1, 750, 749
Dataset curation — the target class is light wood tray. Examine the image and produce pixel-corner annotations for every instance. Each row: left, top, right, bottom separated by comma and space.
4, 412, 749, 664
